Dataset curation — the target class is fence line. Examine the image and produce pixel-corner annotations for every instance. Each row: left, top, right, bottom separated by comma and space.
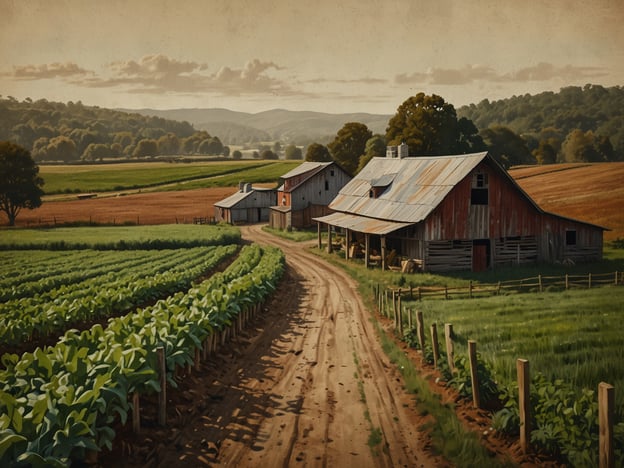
387, 271, 622, 301
372, 284, 617, 466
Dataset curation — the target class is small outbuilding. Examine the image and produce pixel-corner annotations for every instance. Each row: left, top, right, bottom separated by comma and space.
214, 182, 276, 224
269, 161, 351, 230
314, 150, 606, 272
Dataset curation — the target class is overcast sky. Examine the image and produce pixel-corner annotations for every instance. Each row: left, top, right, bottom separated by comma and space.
1, 0, 623, 114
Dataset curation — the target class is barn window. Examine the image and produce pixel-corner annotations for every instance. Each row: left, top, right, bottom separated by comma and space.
330, 170, 335, 176
566, 230, 577, 246
471, 188, 488, 205
471, 171, 488, 205
325, 180, 329, 190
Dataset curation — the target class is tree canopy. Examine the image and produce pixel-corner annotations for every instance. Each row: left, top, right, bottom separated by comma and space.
284, 144, 303, 160
458, 84, 624, 162
0, 141, 44, 226
305, 143, 332, 162
480, 126, 534, 169
385, 93, 485, 156
327, 122, 372, 175
0, 97, 227, 162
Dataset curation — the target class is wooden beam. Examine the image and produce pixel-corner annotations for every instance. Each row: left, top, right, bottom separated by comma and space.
327, 224, 333, 253
317, 222, 322, 250
381, 236, 387, 271
345, 228, 350, 260
365, 233, 370, 268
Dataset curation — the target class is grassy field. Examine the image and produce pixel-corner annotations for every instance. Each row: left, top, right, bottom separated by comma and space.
39, 160, 298, 194
0, 224, 241, 249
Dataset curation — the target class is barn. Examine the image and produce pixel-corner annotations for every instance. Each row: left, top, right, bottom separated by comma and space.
214, 182, 276, 224
314, 151, 606, 272
269, 161, 352, 230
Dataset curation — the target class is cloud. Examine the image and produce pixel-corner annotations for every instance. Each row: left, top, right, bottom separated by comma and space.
395, 63, 608, 85
3, 54, 301, 97
8, 62, 92, 80
305, 77, 388, 85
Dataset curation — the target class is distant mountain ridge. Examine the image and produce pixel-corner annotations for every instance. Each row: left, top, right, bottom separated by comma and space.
117, 108, 392, 145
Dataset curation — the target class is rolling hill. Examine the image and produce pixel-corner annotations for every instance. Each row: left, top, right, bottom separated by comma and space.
510, 162, 624, 241
119, 108, 392, 145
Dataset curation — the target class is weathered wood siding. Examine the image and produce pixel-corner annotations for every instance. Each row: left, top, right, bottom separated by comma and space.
540, 215, 603, 263
290, 167, 351, 211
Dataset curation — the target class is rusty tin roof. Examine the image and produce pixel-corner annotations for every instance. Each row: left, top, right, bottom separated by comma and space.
328, 152, 488, 223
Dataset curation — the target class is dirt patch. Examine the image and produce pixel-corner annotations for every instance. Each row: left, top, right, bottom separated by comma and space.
15, 187, 240, 226
96, 225, 561, 467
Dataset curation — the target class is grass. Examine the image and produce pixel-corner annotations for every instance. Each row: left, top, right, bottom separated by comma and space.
0, 224, 241, 249
304, 240, 624, 462
261, 225, 322, 242
39, 160, 299, 194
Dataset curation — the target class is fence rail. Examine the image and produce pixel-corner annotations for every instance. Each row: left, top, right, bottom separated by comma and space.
388, 271, 623, 301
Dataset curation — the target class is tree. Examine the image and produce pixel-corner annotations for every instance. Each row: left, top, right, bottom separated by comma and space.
0, 141, 44, 226
82, 143, 112, 161
533, 141, 557, 165
561, 129, 608, 162
328, 122, 372, 175
305, 143, 332, 162
232, 149, 243, 160
480, 125, 534, 169
47, 135, 78, 161
260, 149, 278, 160
386, 92, 484, 156
357, 134, 386, 173
284, 144, 303, 160
133, 139, 158, 158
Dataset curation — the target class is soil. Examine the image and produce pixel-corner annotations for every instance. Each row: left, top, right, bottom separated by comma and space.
15, 187, 239, 226
8, 189, 568, 466
96, 225, 560, 468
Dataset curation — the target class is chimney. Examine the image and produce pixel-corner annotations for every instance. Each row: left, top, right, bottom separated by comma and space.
238, 181, 244, 192
244, 183, 252, 193
398, 142, 409, 158
386, 145, 397, 158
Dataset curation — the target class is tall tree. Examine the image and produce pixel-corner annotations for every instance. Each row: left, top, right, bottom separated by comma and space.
357, 134, 386, 173
386, 93, 484, 156
0, 141, 44, 226
284, 144, 303, 160
480, 125, 534, 169
305, 143, 332, 162
328, 122, 372, 175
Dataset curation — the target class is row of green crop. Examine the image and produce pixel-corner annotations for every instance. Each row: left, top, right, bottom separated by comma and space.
0, 250, 184, 301
0, 224, 241, 251
0, 245, 238, 346
0, 244, 285, 466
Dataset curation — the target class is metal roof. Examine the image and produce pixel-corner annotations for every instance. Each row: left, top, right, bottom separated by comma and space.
313, 212, 413, 235
214, 187, 275, 208
329, 153, 489, 223
280, 161, 333, 179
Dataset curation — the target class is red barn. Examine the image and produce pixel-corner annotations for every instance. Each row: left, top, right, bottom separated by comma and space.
270, 161, 351, 230
314, 151, 606, 272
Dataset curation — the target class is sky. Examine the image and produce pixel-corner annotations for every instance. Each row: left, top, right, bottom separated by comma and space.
1, 0, 623, 114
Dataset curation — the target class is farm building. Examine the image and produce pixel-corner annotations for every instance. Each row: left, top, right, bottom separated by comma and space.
269, 161, 352, 230
314, 150, 606, 272
214, 182, 276, 224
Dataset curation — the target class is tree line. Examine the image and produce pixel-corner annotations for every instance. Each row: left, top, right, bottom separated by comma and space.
0, 97, 230, 161
305, 85, 624, 174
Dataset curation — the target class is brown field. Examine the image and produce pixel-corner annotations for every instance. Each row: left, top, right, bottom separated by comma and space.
510, 162, 624, 241
11, 162, 624, 242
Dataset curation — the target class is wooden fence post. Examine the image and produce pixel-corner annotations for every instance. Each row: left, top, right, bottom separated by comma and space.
157, 346, 167, 426
444, 323, 454, 372
538, 274, 543, 292
132, 392, 141, 434
408, 307, 413, 329
469, 280, 473, 299
615, 272, 619, 286
468, 340, 480, 409
431, 323, 440, 368
416, 311, 425, 352
599, 382, 614, 468
418, 286, 422, 301
392, 290, 397, 326
565, 274, 569, 290
517, 359, 530, 454
445, 285, 448, 300
589, 273, 592, 289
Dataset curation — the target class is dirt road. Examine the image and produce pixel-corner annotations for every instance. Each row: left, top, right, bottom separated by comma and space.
105, 224, 446, 467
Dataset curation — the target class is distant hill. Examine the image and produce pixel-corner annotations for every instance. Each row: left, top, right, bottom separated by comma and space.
119, 108, 392, 145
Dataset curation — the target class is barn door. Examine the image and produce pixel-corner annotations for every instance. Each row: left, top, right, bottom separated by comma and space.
472, 240, 490, 272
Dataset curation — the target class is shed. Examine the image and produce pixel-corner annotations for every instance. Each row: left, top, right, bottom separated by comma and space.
214, 182, 276, 224
270, 161, 351, 229
314, 152, 606, 272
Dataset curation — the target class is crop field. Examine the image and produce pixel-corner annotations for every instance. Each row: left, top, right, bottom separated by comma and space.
0, 225, 285, 466
40, 160, 299, 195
